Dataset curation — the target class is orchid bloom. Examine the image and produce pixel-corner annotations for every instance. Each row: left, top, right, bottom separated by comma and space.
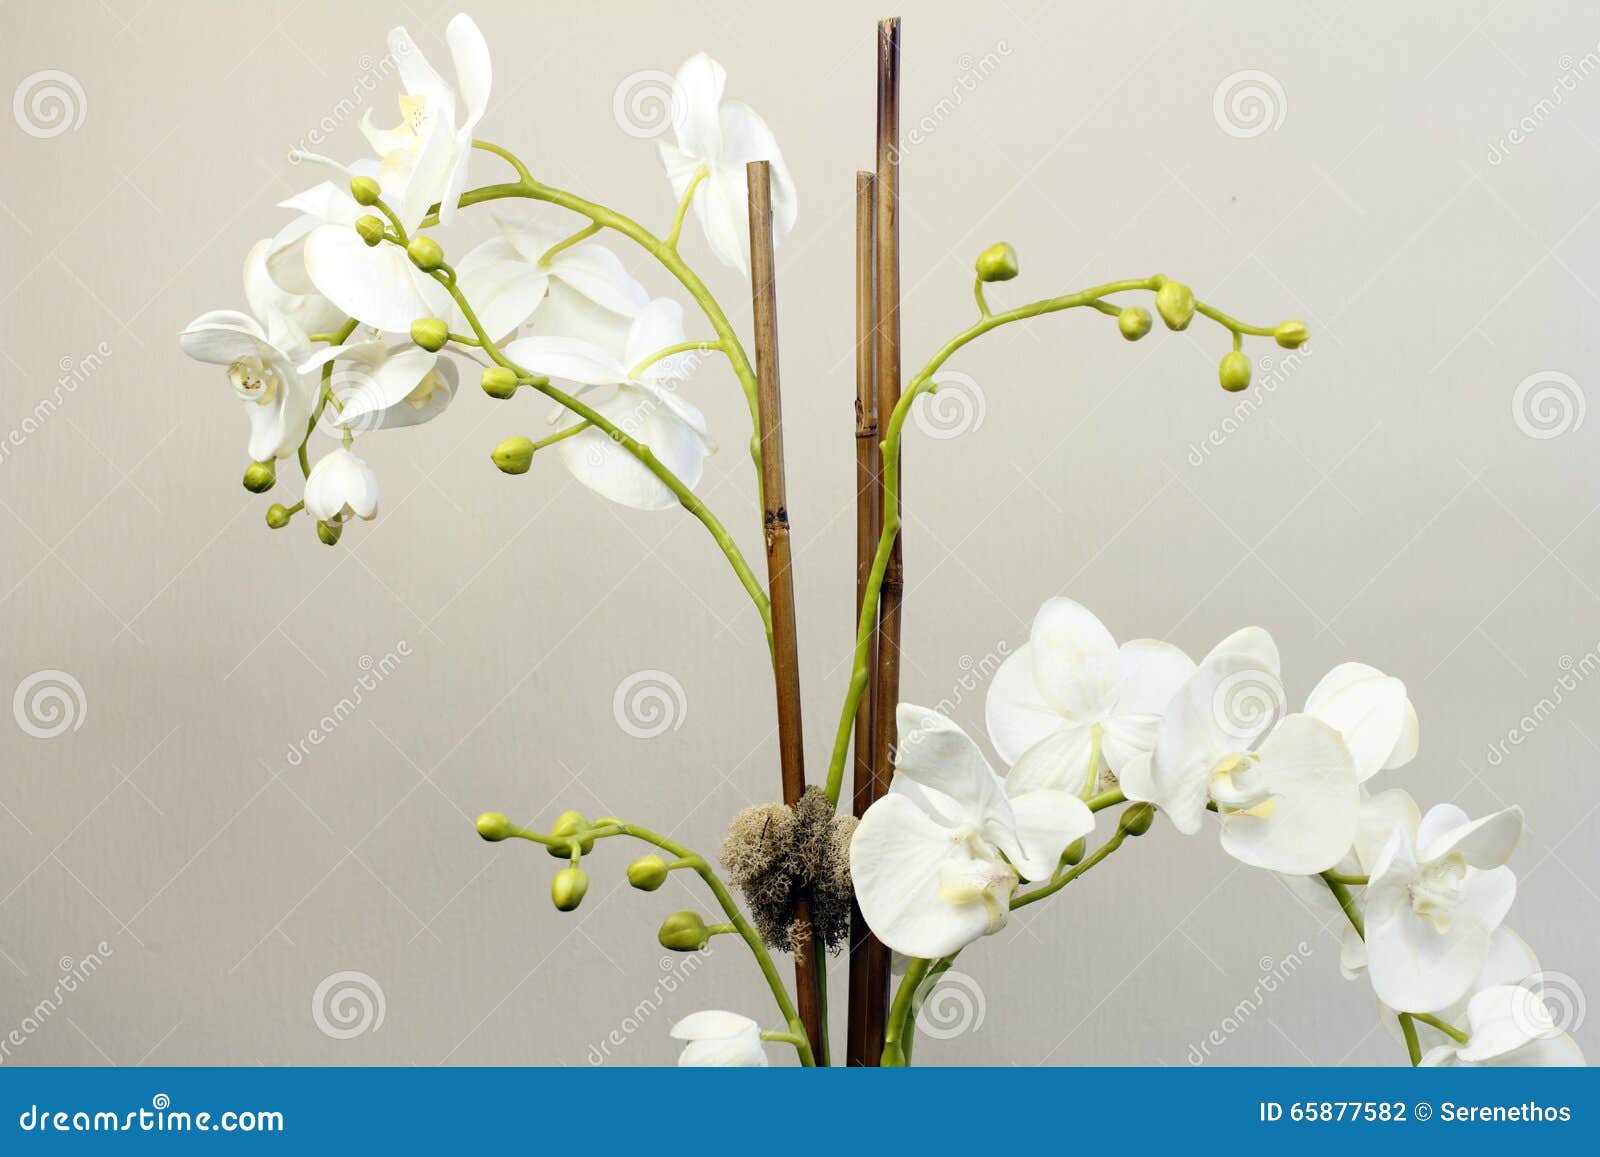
985, 597, 1195, 795
657, 54, 796, 275
180, 245, 322, 462
302, 340, 458, 432
670, 1011, 768, 1067
1119, 628, 1360, 874
304, 448, 380, 525
504, 299, 716, 510
1364, 802, 1521, 1013
850, 705, 1096, 959
1304, 661, 1418, 782
1420, 982, 1585, 1067
452, 214, 649, 345
361, 14, 491, 233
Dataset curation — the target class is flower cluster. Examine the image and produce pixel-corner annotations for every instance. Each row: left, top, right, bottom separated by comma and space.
180, 13, 794, 540
849, 596, 1584, 1066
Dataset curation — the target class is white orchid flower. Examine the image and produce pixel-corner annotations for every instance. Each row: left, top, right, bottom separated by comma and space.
670, 1010, 768, 1067
1304, 662, 1418, 782
984, 597, 1195, 795
452, 214, 648, 344
1364, 802, 1521, 1013
245, 235, 342, 342
503, 299, 715, 510
301, 340, 458, 432
657, 54, 796, 275
1119, 628, 1361, 874
850, 704, 1096, 959
360, 14, 490, 233
1382, 925, 1537, 1051
1420, 981, 1585, 1067
181, 249, 322, 462
304, 448, 380, 524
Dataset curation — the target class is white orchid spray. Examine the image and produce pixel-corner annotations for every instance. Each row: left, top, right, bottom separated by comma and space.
181, 11, 1582, 1070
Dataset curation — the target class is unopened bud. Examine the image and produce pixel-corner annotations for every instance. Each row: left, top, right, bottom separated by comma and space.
1274, 320, 1309, 350
410, 317, 449, 352
1061, 837, 1087, 867
481, 366, 520, 399
242, 459, 276, 493
350, 176, 382, 206
1117, 307, 1152, 342
355, 215, 386, 247
476, 812, 513, 842
407, 235, 445, 272
547, 809, 595, 856
1218, 351, 1252, 393
551, 867, 589, 911
1155, 281, 1195, 331
316, 519, 342, 546
492, 436, 536, 476
974, 242, 1019, 283
658, 910, 710, 951
265, 503, 292, 530
1119, 802, 1156, 837
627, 855, 669, 892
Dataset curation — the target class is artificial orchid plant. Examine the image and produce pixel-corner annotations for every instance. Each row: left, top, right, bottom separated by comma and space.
182, 13, 1584, 1069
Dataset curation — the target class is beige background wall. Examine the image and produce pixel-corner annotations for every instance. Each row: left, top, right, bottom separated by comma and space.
1, 0, 1597, 1066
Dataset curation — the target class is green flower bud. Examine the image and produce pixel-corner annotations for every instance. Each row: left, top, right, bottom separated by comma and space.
974, 242, 1019, 283
1117, 307, 1152, 342
316, 519, 343, 546
627, 854, 669, 892
1061, 837, 1087, 867
658, 910, 711, 952
492, 436, 536, 476
476, 812, 513, 842
410, 317, 450, 353
1155, 281, 1195, 331
546, 809, 595, 857
1274, 319, 1309, 350
1218, 351, 1252, 393
407, 235, 445, 272
242, 459, 276, 493
350, 176, 383, 206
481, 366, 520, 400
355, 215, 387, 247
1119, 802, 1156, 837
265, 503, 292, 530
551, 867, 589, 912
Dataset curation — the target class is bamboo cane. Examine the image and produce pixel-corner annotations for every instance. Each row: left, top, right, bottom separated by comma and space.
845, 169, 883, 1067
746, 158, 826, 1065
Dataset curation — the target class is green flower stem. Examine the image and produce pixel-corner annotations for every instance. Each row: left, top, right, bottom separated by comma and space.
1011, 822, 1131, 911
761, 1030, 807, 1047
538, 222, 602, 267
1085, 787, 1128, 813
880, 956, 931, 1067
424, 248, 774, 644
1322, 871, 1370, 887
900, 953, 957, 1066
1194, 301, 1275, 337
821, 275, 1280, 807
628, 340, 725, 381
666, 166, 709, 252
1080, 724, 1104, 799
973, 278, 992, 318
500, 817, 814, 1066
298, 317, 360, 478
528, 421, 592, 452
1318, 872, 1469, 1063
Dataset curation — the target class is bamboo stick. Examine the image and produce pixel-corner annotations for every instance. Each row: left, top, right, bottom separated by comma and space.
845, 168, 883, 1067
746, 158, 825, 1065
864, 15, 905, 1067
